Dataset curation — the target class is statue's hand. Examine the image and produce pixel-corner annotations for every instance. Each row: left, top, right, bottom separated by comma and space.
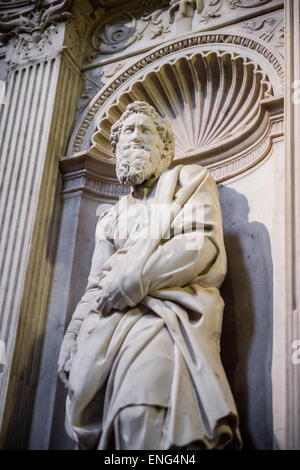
93, 275, 129, 315
57, 332, 77, 388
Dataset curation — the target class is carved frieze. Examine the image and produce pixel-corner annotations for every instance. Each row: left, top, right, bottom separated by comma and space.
242, 16, 284, 57
86, 0, 283, 63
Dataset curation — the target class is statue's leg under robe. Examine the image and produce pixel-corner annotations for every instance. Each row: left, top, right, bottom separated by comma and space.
98, 312, 175, 450
113, 405, 167, 450
68, 308, 241, 449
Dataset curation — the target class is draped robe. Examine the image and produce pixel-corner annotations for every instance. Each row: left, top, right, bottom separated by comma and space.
64, 164, 242, 450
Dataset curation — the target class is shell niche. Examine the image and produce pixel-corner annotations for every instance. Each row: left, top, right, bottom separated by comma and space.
91, 50, 273, 167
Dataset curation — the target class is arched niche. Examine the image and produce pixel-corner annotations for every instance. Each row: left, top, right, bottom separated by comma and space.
68, 31, 283, 184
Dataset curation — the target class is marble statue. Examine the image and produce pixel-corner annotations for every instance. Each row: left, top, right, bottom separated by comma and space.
58, 101, 242, 450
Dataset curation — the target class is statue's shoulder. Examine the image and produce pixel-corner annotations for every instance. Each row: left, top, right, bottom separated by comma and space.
173, 163, 211, 186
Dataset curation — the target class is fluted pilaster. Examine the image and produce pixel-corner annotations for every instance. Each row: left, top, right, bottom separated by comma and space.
279, 0, 300, 450
0, 5, 84, 447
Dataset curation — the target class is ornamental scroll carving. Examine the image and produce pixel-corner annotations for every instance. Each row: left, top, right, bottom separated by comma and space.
90, 10, 170, 58
229, 0, 273, 8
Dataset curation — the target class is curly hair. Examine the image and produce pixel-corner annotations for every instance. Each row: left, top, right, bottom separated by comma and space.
110, 101, 175, 171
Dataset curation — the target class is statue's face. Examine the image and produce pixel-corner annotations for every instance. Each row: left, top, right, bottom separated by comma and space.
115, 113, 163, 186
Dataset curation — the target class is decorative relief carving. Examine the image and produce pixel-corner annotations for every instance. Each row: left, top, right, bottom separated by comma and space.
169, 0, 204, 22
91, 13, 138, 55
86, 0, 282, 61
90, 9, 169, 59
0, 0, 84, 67
5, 22, 65, 66
0, 0, 73, 44
62, 171, 129, 198
198, 0, 223, 23
243, 16, 284, 56
77, 69, 104, 114
229, 0, 273, 8
100, 62, 124, 79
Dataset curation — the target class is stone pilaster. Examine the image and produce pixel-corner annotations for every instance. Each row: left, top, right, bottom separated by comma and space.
0, 1, 88, 449
275, 0, 300, 450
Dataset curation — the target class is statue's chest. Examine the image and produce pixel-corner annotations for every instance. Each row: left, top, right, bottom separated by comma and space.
113, 202, 152, 249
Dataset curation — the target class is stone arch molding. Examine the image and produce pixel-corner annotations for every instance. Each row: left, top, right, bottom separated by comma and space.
69, 31, 284, 183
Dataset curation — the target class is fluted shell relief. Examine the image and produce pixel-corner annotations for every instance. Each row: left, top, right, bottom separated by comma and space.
91, 51, 273, 161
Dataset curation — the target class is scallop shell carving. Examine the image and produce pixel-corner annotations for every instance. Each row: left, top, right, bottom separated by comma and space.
91, 51, 273, 162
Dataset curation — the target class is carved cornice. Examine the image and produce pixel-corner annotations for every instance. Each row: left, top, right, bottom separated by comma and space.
62, 171, 129, 199
60, 151, 128, 199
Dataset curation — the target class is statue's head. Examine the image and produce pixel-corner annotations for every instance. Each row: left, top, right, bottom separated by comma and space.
110, 101, 175, 186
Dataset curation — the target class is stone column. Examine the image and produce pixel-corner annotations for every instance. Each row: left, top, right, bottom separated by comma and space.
0, 2, 87, 448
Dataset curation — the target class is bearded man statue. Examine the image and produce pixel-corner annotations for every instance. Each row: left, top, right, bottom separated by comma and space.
58, 101, 242, 450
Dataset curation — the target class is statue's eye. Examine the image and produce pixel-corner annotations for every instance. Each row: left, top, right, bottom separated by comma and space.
124, 127, 133, 134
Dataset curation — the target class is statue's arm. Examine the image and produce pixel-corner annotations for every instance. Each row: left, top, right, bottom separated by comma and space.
142, 231, 218, 293
102, 174, 226, 308
120, 214, 222, 306
141, 178, 226, 296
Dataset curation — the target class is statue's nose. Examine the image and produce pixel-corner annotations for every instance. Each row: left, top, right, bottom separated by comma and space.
131, 129, 142, 143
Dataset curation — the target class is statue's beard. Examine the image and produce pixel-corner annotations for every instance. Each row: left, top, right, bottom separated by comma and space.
116, 148, 158, 186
